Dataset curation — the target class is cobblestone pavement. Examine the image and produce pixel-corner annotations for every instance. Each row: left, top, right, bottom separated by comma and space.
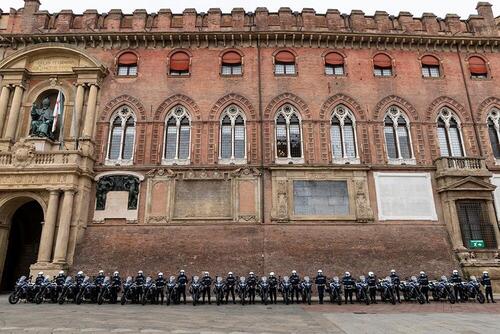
1, 296, 500, 334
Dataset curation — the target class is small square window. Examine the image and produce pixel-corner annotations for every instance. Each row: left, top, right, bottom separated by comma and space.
325, 65, 344, 76
117, 65, 137, 76
275, 63, 296, 75
422, 65, 440, 78
222, 64, 242, 76
374, 67, 392, 77
471, 73, 487, 79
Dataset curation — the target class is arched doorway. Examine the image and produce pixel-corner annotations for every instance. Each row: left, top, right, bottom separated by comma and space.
0, 201, 43, 291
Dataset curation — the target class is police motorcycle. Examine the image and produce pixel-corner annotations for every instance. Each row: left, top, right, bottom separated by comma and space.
280, 276, 292, 305
327, 276, 343, 305
97, 277, 114, 305
35, 276, 59, 304
401, 276, 426, 304
429, 276, 456, 304
142, 277, 158, 305
165, 275, 178, 306
301, 276, 313, 305
188, 275, 203, 306
462, 276, 486, 304
58, 277, 78, 304
120, 276, 138, 305
355, 275, 370, 305
258, 276, 270, 305
9, 276, 36, 304
237, 276, 249, 305
213, 276, 225, 306
76, 276, 96, 305
379, 276, 396, 305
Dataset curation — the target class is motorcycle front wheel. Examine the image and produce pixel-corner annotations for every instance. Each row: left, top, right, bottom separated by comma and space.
477, 291, 486, 304
8, 292, 20, 304
120, 294, 127, 305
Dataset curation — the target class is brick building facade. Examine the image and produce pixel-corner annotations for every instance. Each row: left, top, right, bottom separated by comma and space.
0, 0, 499, 289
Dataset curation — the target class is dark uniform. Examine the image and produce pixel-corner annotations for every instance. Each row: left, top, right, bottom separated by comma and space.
450, 272, 463, 302
111, 273, 121, 303
417, 273, 430, 303
290, 273, 301, 303
314, 273, 327, 304
55, 273, 66, 294
135, 272, 146, 300
389, 272, 401, 303
342, 274, 355, 304
177, 272, 188, 304
225, 274, 237, 304
34, 274, 45, 286
481, 273, 495, 303
247, 274, 257, 304
201, 274, 212, 304
75, 273, 85, 286
366, 274, 378, 304
155, 274, 166, 304
268, 275, 278, 304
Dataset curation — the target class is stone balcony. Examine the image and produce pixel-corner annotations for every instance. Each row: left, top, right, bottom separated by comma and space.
434, 157, 491, 179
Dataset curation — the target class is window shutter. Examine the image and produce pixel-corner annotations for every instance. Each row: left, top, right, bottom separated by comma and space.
469, 56, 487, 75
421, 55, 439, 66
325, 53, 344, 65
373, 54, 392, 68
170, 52, 190, 71
222, 51, 242, 64
118, 52, 138, 65
275, 51, 295, 63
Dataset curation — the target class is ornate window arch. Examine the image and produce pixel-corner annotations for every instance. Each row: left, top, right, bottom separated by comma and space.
436, 107, 465, 157
106, 106, 136, 165
163, 105, 191, 165
383, 106, 415, 164
421, 55, 441, 78
275, 104, 303, 163
219, 105, 246, 164
487, 108, 500, 159
330, 105, 359, 164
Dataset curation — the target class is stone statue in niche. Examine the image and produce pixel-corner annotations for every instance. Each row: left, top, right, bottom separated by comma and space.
96, 175, 140, 211
30, 97, 55, 139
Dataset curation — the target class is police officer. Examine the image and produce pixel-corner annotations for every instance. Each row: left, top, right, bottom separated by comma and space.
315, 270, 327, 304
450, 269, 463, 302
135, 270, 146, 301
225, 272, 237, 304
389, 269, 401, 303
95, 270, 105, 285
55, 271, 66, 294
155, 272, 166, 304
201, 271, 212, 304
342, 272, 355, 304
177, 270, 188, 304
290, 270, 301, 304
481, 271, 495, 303
268, 272, 278, 304
366, 272, 378, 304
75, 271, 85, 286
34, 272, 45, 286
247, 272, 257, 304
417, 271, 430, 303
111, 271, 121, 303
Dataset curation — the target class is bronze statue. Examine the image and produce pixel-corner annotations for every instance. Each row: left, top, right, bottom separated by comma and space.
30, 97, 55, 139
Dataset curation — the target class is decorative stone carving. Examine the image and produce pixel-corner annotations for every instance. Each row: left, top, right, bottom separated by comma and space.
96, 175, 140, 210
276, 179, 288, 221
146, 168, 176, 178
231, 167, 261, 178
12, 139, 36, 167
354, 179, 374, 222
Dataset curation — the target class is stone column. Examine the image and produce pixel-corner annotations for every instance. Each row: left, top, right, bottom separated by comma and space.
81, 84, 98, 139
4, 84, 24, 140
52, 188, 75, 264
0, 85, 11, 135
70, 84, 85, 139
37, 189, 60, 263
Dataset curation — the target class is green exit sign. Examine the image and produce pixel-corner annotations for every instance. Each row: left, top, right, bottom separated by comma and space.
469, 240, 485, 249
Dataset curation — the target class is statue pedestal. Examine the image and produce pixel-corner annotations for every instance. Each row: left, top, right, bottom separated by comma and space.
30, 262, 69, 277
26, 137, 58, 152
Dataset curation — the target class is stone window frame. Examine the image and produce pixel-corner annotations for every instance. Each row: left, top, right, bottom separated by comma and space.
467, 54, 491, 80
436, 107, 466, 158
219, 49, 244, 77
323, 51, 347, 77
274, 104, 304, 164
273, 49, 298, 77
105, 106, 136, 166
162, 105, 192, 166
372, 52, 395, 78
419, 54, 443, 79
167, 49, 192, 77
383, 106, 416, 165
330, 104, 360, 164
218, 104, 247, 165
115, 50, 139, 78
487, 108, 500, 164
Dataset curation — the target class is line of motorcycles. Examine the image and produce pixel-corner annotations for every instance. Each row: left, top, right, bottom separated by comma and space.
8, 273, 487, 306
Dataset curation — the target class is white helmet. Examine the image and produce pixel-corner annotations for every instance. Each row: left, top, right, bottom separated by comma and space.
138, 270, 143, 275
345, 272, 350, 277
483, 271, 489, 275
180, 270, 185, 274
38, 272, 44, 276
77, 271, 83, 275
318, 269, 323, 274
99, 270, 104, 274
158, 272, 163, 276
420, 271, 425, 275
228, 272, 233, 275
59, 271, 64, 275
204, 271, 209, 276
113, 271, 119, 276
368, 272, 374, 277
270, 272, 275, 276
292, 270, 297, 274
390, 269, 396, 274
453, 270, 458, 274
249, 272, 254, 276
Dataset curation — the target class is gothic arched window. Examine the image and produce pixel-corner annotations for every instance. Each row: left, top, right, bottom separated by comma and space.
330, 105, 358, 163
219, 105, 246, 164
107, 107, 136, 165
487, 108, 500, 159
383, 106, 414, 163
163, 105, 191, 164
437, 107, 465, 157
275, 104, 303, 163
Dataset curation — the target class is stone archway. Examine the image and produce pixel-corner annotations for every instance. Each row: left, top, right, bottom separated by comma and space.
0, 195, 45, 291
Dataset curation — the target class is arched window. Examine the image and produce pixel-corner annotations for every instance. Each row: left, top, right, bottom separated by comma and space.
169, 51, 190, 76
163, 106, 191, 164
383, 107, 414, 163
219, 105, 246, 163
275, 104, 302, 162
221, 51, 242, 76
487, 108, 500, 159
469, 56, 488, 79
373, 53, 392, 77
117, 52, 138, 76
330, 105, 358, 163
437, 107, 465, 157
421, 55, 441, 78
107, 107, 136, 165
274, 51, 296, 75
325, 52, 345, 76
